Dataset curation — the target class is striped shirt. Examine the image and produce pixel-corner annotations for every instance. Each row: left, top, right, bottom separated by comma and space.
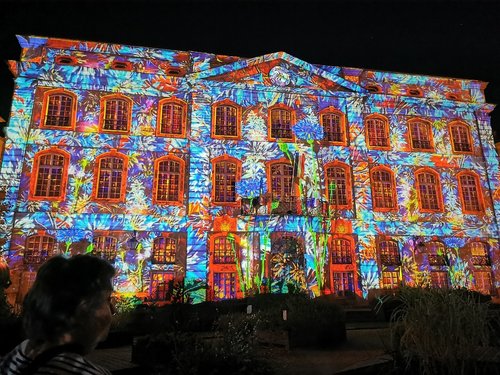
0, 340, 111, 375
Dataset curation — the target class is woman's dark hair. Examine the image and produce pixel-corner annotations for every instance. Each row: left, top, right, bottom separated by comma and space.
23, 255, 115, 342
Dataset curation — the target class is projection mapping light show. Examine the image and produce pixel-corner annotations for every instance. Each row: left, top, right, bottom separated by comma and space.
0, 35, 498, 306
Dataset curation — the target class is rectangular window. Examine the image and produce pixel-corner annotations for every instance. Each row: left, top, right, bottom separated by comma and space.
213, 272, 236, 301
333, 272, 354, 296
474, 271, 492, 295
382, 271, 400, 289
430, 271, 449, 288
150, 272, 174, 301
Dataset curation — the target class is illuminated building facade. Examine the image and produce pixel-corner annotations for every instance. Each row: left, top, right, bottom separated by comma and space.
0, 35, 499, 305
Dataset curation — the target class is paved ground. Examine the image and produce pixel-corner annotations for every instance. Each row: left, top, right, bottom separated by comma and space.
88, 325, 392, 374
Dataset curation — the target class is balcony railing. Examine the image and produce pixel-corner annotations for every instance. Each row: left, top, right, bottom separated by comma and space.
472, 256, 490, 266
380, 255, 401, 266
428, 254, 446, 266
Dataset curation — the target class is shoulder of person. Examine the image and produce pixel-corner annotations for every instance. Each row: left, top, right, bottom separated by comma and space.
42, 352, 111, 375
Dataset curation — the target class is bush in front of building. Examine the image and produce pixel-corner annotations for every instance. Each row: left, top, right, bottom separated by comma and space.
389, 287, 499, 375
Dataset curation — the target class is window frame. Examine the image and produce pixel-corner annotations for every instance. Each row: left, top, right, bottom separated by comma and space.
99, 94, 132, 134
24, 234, 55, 264
457, 171, 484, 214
156, 97, 187, 138
449, 121, 473, 154
153, 155, 185, 205
40, 89, 77, 130
92, 234, 118, 262
267, 158, 300, 214
268, 104, 295, 142
93, 151, 128, 202
152, 235, 177, 264
211, 155, 241, 206
365, 114, 390, 150
408, 118, 434, 152
415, 168, 443, 213
324, 161, 352, 210
378, 239, 401, 266
211, 99, 242, 140
29, 148, 70, 201
319, 107, 347, 145
468, 241, 491, 266
370, 166, 398, 212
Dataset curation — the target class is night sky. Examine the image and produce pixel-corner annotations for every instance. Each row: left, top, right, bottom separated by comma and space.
1, 0, 500, 137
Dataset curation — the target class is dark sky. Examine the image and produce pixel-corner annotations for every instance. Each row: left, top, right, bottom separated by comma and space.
1, 0, 500, 136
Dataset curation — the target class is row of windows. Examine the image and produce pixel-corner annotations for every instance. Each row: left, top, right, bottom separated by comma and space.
40, 90, 474, 153
23, 233, 490, 267
31, 149, 485, 214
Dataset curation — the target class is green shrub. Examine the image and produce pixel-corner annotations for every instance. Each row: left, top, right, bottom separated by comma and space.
389, 287, 496, 375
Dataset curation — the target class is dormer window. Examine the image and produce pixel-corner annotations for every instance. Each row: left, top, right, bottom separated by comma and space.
366, 85, 382, 93
111, 61, 133, 71
408, 88, 422, 97
55, 55, 77, 66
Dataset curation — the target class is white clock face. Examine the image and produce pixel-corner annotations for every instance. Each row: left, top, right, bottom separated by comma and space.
269, 66, 291, 87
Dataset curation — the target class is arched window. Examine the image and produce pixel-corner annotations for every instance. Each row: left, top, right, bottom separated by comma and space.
469, 241, 490, 266
152, 236, 177, 264
92, 235, 118, 261
41, 90, 77, 129
212, 100, 241, 138
370, 166, 397, 211
330, 238, 352, 264
154, 156, 184, 204
449, 121, 472, 153
365, 114, 390, 149
24, 234, 55, 264
320, 108, 346, 144
269, 105, 294, 140
415, 169, 443, 212
379, 240, 400, 265
100, 95, 132, 133
425, 241, 447, 266
457, 172, 483, 213
94, 152, 128, 201
212, 156, 241, 204
157, 98, 186, 137
30, 149, 69, 201
324, 162, 352, 209
268, 160, 298, 214
408, 119, 433, 151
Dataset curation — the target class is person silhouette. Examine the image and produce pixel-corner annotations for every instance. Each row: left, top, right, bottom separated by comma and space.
0, 254, 115, 374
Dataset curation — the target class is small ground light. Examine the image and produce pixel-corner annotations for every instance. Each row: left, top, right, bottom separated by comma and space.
247, 305, 252, 314
282, 309, 287, 321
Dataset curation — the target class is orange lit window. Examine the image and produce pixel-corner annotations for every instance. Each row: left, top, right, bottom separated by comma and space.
212, 156, 241, 204
30, 150, 69, 201
370, 167, 397, 211
381, 271, 400, 289
94, 153, 127, 201
320, 108, 346, 144
379, 240, 400, 265
469, 242, 490, 266
150, 272, 174, 301
213, 236, 236, 264
212, 100, 240, 138
409, 119, 433, 151
269, 105, 294, 140
100, 95, 131, 133
154, 156, 184, 204
431, 271, 449, 288
269, 161, 298, 214
458, 172, 482, 213
152, 236, 177, 264
325, 162, 351, 209
157, 98, 186, 137
92, 236, 118, 261
449, 122, 472, 153
41, 90, 76, 128
331, 238, 352, 264
365, 115, 390, 149
24, 235, 55, 264
416, 169, 443, 212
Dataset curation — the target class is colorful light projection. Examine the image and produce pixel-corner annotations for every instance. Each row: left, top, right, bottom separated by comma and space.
0, 35, 499, 306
